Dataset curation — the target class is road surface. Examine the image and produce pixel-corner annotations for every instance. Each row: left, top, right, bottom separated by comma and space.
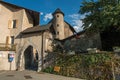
0, 70, 85, 80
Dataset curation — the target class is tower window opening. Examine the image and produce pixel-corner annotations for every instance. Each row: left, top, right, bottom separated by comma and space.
57, 15, 59, 17
57, 24, 59, 27
57, 32, 59, 35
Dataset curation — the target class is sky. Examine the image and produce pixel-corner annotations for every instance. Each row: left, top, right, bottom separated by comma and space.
4, 0, 84, 32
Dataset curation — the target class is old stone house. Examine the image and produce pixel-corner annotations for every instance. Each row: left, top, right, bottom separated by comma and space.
58, 29, 120, 53
0, 1, 76, 71
21, 8, 76, 71
0, 1, 39, 70
57, 30, 102, 53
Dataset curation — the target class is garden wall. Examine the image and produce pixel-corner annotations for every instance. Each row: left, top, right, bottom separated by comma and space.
43, 52, 120, 80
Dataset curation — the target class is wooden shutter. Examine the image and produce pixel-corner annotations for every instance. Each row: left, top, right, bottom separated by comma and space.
6, 36, 10, 45
6, 36, 9, 48
8, 20, 12, 29
16, 20, 18, 28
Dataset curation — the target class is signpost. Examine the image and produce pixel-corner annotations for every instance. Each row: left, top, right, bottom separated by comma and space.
8, 53, 14, 70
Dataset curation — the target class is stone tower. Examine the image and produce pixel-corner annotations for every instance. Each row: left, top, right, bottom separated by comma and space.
52, 8, 65, 40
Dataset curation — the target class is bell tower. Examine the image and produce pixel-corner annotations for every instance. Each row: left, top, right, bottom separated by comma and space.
52, 8, 65, 40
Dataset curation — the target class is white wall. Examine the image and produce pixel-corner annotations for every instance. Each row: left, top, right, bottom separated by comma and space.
0, 51, 16, 70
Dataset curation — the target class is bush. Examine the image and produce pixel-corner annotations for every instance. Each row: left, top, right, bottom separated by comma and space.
43, 52, 118, 80
43, 66, 54, 73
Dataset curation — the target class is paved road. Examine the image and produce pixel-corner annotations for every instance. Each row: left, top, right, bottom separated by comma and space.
0, 70, 84, 80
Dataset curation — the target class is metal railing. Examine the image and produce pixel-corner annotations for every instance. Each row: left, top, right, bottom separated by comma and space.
0, 43, 16, 51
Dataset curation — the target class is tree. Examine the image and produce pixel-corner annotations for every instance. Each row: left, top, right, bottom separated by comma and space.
79, 0, 120, 32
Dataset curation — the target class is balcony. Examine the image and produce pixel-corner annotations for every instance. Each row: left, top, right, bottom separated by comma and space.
0, 43, 16, 51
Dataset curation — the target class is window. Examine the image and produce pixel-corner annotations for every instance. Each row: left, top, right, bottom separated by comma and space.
8, 20, 17, 29
11, 36, 14, 44
57, 24, 59, 27
6, 36, 14, 45
13, 20, 17, 28
57, 32, 59, 35
57, 15, 59, 17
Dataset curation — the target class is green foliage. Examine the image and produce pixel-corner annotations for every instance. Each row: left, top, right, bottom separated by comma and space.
80, 0, 120, 32
82, 53, 112, 66
43, 52, 117, 80
43, 66, 54, 73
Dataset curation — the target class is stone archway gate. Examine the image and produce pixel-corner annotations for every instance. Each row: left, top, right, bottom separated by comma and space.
16, 33, 44, 72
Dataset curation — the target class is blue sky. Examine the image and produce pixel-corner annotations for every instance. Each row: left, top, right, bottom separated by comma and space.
4, 0, 84, 32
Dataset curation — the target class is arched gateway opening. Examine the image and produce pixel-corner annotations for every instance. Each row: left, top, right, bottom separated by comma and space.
24, 45, 38, 71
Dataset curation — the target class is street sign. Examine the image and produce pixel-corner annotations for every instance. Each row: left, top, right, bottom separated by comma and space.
54, 66, 60, 72
9, 57, 14, 62
8, 53, 14, 62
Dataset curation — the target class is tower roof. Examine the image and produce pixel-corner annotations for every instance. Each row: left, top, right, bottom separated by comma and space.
52, 8, 64, 16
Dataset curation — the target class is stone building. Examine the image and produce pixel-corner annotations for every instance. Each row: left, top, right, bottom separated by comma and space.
58, 30, 102, 53
21, 8, 76, 71
0, 1, 39, 71
0, 1, 76, 71
58, 29, 120, 53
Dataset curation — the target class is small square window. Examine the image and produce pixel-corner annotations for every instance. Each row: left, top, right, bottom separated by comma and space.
6, 36, 14, 44
57, 15, 59, 17
57, 32, 59, 34
8, 20, 18, 29
57, 24, 59, 27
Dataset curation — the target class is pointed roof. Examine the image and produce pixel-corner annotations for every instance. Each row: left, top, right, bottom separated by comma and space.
52, 8, 64, 16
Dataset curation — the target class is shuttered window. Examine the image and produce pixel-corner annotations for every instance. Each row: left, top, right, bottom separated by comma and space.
13, 20, 17, 28
6, 36, 14, 45
8, 20, 18, 29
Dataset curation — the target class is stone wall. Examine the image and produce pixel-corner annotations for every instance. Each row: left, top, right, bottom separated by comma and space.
16, 33, 42, 71
0, 3, 38, 71
0, 3, 12, 43
63, 33, 102, 52
64, 22, 74, 38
